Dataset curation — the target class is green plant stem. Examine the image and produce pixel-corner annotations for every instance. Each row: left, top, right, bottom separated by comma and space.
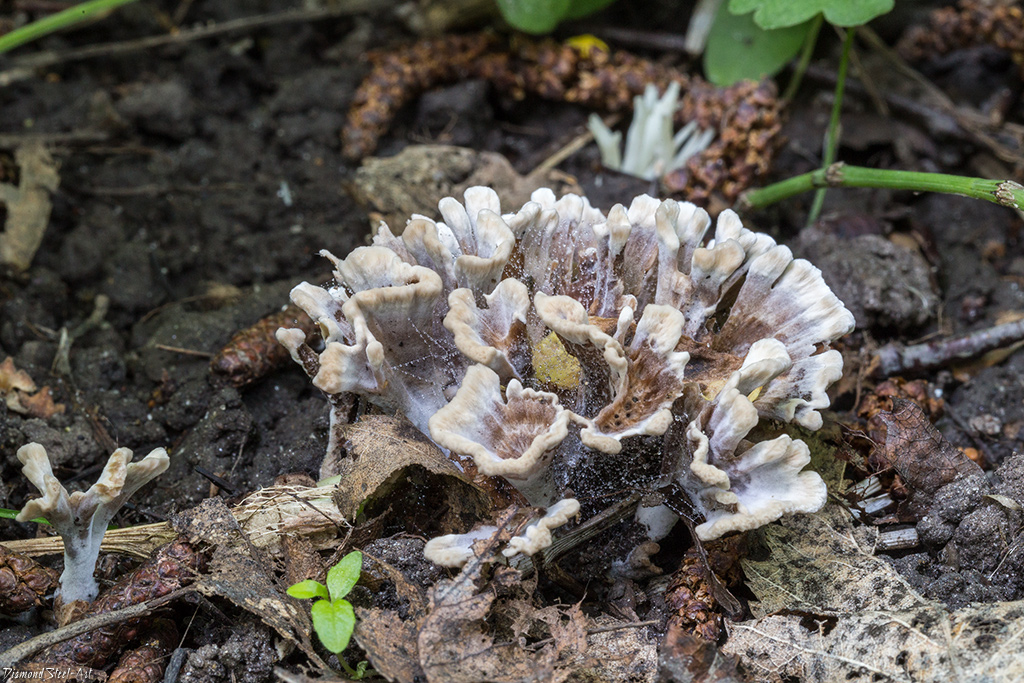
781, 13, 823, 103
739, 163, 1024, 211
807, 26, 854, 225
0, 0, 140, 55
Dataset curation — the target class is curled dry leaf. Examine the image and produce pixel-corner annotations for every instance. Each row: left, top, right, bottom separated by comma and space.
0, 356, 65, 418
0, 142, 60, 271
875, 398, 983, 505
328, 415, 496, 531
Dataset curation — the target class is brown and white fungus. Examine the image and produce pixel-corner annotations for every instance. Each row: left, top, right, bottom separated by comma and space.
279, 187, 854, 565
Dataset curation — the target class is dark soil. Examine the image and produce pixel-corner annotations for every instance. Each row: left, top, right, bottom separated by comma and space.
2, 1, 1024, 680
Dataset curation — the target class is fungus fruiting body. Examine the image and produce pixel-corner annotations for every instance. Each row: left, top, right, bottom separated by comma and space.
588, 82, 715, 180
16, 443, 169, 621
280, 187, 854, 563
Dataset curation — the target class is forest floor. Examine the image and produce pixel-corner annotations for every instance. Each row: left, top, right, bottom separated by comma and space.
2, 1, 1024, 681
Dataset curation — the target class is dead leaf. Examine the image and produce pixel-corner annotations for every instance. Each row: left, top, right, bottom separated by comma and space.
355, 608, 426, 683
17, 386, 65, 419
347, 145, 581, 233
724, 503, 1024, 682
0, 142, 60, 271
0, 356, 64, 417
725, 595, 1024, 683
742, 505, 927, 617
660, 628, 740, 683
329, 415, 492, 534
361, 550, 429, 618
172, 498, 326, 668
875, 398, 982, 503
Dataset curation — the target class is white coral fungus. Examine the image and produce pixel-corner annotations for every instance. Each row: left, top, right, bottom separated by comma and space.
280, 187, 854, 561
588, 82, 714, 180
16, 443, 169, 610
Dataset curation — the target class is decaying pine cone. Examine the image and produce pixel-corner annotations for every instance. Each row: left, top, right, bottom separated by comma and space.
664, 537, 745, 643
663, 79, 781, 203
0, 544, 59, 617
108, 618, 179, 683
342, 32, 499, 161
32, 539, 202, 669
342, 34, 782, 202
898, 0, 1024, 71
210, 304, 317, 388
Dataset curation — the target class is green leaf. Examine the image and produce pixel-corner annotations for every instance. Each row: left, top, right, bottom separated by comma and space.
563, 0, 617, 20
495, 0, 572, 34
311, 598, 356, 654
327, 550, 363, 601
729, 0, 893, 29
287, 579, 329, 601
705, 4, 815, 86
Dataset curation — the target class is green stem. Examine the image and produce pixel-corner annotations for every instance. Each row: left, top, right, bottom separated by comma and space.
739, 163, 1024, 211
0, 0, 140, 55
807, 25, 854, 225
781, 13, 823, 103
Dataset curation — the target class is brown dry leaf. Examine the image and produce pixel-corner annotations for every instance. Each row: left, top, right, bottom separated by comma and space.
17, 386, 65, 419
172, 497, 325, 667
660, 628, 740, 683
355, 521, 656, 683
0, 142, 60, 271
355, 608, 426, 683
415, 513, 586, 683
347, 145, 580, 233
329, 415, 492, 532
724, 504, 1024, 682
741, 505, 927, 617
875, 398, 982, 501
0, 357, 64, 417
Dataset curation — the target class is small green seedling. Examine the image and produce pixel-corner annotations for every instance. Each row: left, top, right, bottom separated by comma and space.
288, 550, 370, 678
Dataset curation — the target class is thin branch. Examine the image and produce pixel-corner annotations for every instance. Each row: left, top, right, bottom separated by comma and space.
0, 587, 192, 666
872, 318, 1024, 378
739, 163, 1024, 212
1, 0, 382, 84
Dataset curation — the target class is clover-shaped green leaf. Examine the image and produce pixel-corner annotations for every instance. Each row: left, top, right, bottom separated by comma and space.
495, 0, 616, 34
311, 598, 356, 654
729, 0, 894, 29
327, 550, 362, 601
706, 4, 815, 85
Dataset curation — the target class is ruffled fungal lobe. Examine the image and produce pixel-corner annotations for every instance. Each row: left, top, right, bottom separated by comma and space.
282, 186, 854, 556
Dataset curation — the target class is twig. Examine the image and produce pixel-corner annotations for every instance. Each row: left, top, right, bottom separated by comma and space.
872, 318, 1024, 378
588, 27, 692, 54
77, 182, 246, 195
682, 0, 722, 56
510, 493, 641, 575
857, 25, 1024, 166
529, 113, 621, 177
739, 162, 1024, 211
153, 344, 214, 357
2, 0, 382, 78
0, 587, 192, 666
